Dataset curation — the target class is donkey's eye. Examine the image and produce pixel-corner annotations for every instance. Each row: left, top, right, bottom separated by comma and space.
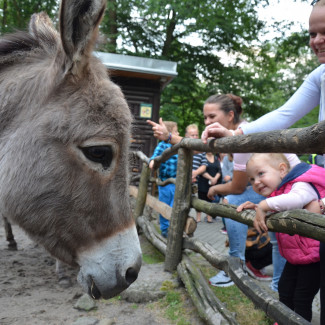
80, 146, 113, 169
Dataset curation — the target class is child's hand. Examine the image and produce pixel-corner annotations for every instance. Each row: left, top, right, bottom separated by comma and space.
304, 200, 321, 214
253, 205, 268, 234
236, 201, 256, 212
147, 118, 169, 141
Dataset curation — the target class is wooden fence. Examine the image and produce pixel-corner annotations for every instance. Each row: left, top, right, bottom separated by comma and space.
130, 121, 325, 325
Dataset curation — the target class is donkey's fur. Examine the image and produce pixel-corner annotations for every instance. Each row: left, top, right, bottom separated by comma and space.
0, 0, 141, 299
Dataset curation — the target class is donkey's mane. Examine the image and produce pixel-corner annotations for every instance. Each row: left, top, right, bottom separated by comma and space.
0, 31, 39, 56
0, 26, 59, 69
0, 32, 41, 69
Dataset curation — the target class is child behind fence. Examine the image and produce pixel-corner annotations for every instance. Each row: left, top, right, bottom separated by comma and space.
237, 153, 325, 322
149, 121, 179, 238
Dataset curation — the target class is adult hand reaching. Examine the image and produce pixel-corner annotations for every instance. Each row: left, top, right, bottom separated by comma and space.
201, 122, 243, 143
147, 118, 169, 141
201, 122, 232, 143
207, 185, 219, 201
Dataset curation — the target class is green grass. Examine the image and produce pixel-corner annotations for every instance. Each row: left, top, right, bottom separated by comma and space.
199, 263, 274, 325
210, 285, 272, 325
142, 251, 164, 264
155, 287, 192, 325
140, 231, 165, 264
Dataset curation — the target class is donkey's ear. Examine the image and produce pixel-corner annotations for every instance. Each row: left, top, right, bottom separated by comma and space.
59, 0, 106, 74
29, 12, 58, 44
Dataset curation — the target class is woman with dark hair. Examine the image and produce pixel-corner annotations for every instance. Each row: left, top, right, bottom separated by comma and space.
203, 95, 301, 288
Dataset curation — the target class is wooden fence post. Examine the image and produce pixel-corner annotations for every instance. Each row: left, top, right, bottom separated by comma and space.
133, 163, 151, 221
164, 148, 192, 272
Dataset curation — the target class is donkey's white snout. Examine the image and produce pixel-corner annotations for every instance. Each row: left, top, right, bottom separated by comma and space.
77, 225, 142, 299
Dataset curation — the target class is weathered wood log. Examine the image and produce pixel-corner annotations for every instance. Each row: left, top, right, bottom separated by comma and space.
133, 163, 151, 221
192, 197, 325, 242
181, 120, 325, 154
151, 121, 325, 171
148, 177, 176, 186
130, 184, 172, 220
184, 217, 197, 237
178, 254, 238, 325
165, 148, 193, 272
155, 177, 176, 186
130, 174, 141, 183
183, 237, 310, 325
137, 215, 167, 255
130, 186, 197, 236
132, 150, 150, 164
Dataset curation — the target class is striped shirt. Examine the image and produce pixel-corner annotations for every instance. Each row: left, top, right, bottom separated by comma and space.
192, 153, 208, 171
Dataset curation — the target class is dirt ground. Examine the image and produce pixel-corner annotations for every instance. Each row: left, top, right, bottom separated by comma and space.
0, 222, 201, 325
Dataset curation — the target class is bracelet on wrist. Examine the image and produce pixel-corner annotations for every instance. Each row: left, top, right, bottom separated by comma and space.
229, 130, 235, 136
167, 132, 172, 143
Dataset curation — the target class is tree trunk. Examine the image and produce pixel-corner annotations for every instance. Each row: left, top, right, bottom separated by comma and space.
2, 0, 7, 33
161, 9, 176, 57
107, 0, 118, 52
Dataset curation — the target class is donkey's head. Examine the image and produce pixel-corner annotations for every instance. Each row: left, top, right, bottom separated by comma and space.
0, 0, 141, 299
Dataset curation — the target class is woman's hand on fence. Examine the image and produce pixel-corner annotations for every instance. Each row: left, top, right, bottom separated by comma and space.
201, 122, 232, 143
147, 118, 169, 141
207, 185, 219, 200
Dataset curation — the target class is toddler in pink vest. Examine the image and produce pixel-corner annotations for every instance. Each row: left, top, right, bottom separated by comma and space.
237, 153, 325, 322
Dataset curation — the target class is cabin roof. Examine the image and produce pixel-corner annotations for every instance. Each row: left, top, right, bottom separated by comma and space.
94, 52, 178, 88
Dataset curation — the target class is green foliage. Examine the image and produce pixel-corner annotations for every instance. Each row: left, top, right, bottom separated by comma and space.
101, 0, 274, 130
101, 0, 316, 128
0, 1, 317, 130
0, 0, 59, 34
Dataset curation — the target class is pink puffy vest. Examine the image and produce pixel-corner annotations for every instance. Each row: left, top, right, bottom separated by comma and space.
269, 163, 325, 265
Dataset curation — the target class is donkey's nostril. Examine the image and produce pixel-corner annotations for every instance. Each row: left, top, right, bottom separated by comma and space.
125, 267, 139, 285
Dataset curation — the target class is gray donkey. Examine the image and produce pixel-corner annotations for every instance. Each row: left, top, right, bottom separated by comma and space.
0, 0, 141, 299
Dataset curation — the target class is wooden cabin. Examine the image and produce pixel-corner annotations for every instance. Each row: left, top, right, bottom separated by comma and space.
95, 52, 178, 174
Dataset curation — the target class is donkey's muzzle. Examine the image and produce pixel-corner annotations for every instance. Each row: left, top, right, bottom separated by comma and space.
88, 255, 141, 300
77, 225, 142, 300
